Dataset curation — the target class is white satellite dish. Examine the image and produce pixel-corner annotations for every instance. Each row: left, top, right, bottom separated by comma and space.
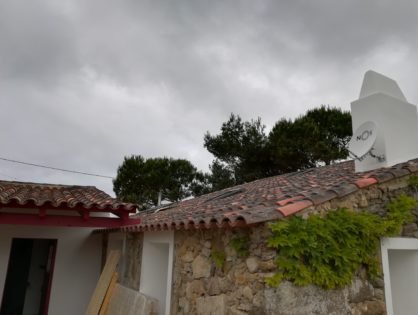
348, 121, 378, 159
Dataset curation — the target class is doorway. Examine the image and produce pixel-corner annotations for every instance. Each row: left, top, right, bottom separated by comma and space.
381, 237, 418, 315
0, 238, 57, 315
140, 231, 174, 315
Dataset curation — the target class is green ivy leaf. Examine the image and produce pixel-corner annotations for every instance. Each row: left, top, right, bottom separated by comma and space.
267, 195, 416, 289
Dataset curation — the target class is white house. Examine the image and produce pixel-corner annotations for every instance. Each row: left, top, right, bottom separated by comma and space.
0, 181, 138, 315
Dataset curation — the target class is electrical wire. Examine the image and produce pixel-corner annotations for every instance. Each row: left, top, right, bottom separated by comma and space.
0, 156, 113, 179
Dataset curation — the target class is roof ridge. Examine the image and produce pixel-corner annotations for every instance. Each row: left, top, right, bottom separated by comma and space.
0, 179, 98, 189
112, 158, 418, 233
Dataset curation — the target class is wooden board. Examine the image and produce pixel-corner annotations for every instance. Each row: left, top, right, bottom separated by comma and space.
85, 250, 121, 315
98, 272, 118, 315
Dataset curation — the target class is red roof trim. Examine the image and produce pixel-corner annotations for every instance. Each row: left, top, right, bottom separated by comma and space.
0, 181, 139, 227
0, 212, 140, 228
0, 180, 137, 212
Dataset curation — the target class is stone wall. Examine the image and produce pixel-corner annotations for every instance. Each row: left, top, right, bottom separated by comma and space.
170, 226, 387, 315
171, 225, 274, 315
169, 175, 418, 315
122, 174, 418, 315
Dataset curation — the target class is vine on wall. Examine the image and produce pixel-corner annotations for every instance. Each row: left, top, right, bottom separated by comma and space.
266, 195, 417, 289
229, 235, 250, 257
408, 175, 418, 190
211, 249, 226, 268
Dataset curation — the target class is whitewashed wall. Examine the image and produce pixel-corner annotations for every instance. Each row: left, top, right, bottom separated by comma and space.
0, 225, 102, 315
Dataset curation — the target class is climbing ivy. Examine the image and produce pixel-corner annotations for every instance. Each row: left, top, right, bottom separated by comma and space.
408, 175, 418, 190
229, 235, 250, 257
211, 249, 226, 269
266, 195, 417, 289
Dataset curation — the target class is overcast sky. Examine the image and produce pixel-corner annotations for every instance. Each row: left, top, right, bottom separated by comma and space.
1, 0, 418, 196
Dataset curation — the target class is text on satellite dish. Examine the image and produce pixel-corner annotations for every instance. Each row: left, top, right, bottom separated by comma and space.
356, 130, 373, 142
348, 121, 378, 159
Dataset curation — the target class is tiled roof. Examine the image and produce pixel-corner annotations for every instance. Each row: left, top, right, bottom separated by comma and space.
119, 158, 418, 232
0, 180, 137, 212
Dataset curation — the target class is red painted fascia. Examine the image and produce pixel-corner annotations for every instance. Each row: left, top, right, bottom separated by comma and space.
0, 212, 141, 228
0, 199, 137, 214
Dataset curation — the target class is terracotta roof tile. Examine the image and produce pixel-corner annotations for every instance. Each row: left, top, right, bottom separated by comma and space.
387, 166, 410, 178
276, 195, 305, 206
116, 158, 418, 232
328, 183, 358, 198
371, 171, 395, 183
403, 162, 418, 173
277, 200, 314, 217
354, 178, 378, 188
305, 190, 338, 205
0, 180, 136, 212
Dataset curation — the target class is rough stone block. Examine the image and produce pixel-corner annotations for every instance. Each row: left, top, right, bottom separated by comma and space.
228, 306, 248, 315
245, 257, 259, 273
181, 251, 195, 263
186, 280, 206, 299
242, 286, 253, 301
350, 300, 386, 315
258, 259, 275, 272
207, 277, 222, 295
347, 279, 374, 303
402, 223, 418, 236
192, 255, 212, 279
106, 284, 158, 315
265, 281, 350, 315
196, 294, 227, 315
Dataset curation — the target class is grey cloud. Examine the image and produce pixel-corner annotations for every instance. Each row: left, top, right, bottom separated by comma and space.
0, 1, 80, 84
1, 0, 418, 195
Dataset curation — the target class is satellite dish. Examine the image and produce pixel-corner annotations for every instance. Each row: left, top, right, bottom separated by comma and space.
348, 121, 378, 159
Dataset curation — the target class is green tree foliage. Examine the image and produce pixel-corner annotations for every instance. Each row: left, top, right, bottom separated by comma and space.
206, 160, 235, 192
189, 171, 213, 196
266, 195, 417, 289
204, 114, 271, 187
113, 155, 206, 210
268, 106, 352, 172
204, 106, 352, 189
299, 106, 352, 165
268, 118, 314, 173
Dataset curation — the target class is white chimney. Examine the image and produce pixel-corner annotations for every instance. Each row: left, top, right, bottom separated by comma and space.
349, 70, 418, 172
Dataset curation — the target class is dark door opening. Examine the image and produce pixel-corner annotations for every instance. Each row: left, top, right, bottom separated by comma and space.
0, 238, 57, 315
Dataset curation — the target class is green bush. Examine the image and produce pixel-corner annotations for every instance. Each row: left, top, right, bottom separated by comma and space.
266, 195, 416, 289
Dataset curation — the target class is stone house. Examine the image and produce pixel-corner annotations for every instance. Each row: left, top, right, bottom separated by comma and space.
104, 158, 418, 315
100, 71, 418, 315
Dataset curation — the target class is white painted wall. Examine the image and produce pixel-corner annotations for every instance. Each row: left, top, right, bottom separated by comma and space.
0, 225, 102, 315
140, 231, 174, 315
388, 250, 418, 315
381, 237, 418, 315
350, 71, 418, 172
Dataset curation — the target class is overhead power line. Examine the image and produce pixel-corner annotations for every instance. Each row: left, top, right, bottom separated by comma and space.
0, 156, 113, 179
